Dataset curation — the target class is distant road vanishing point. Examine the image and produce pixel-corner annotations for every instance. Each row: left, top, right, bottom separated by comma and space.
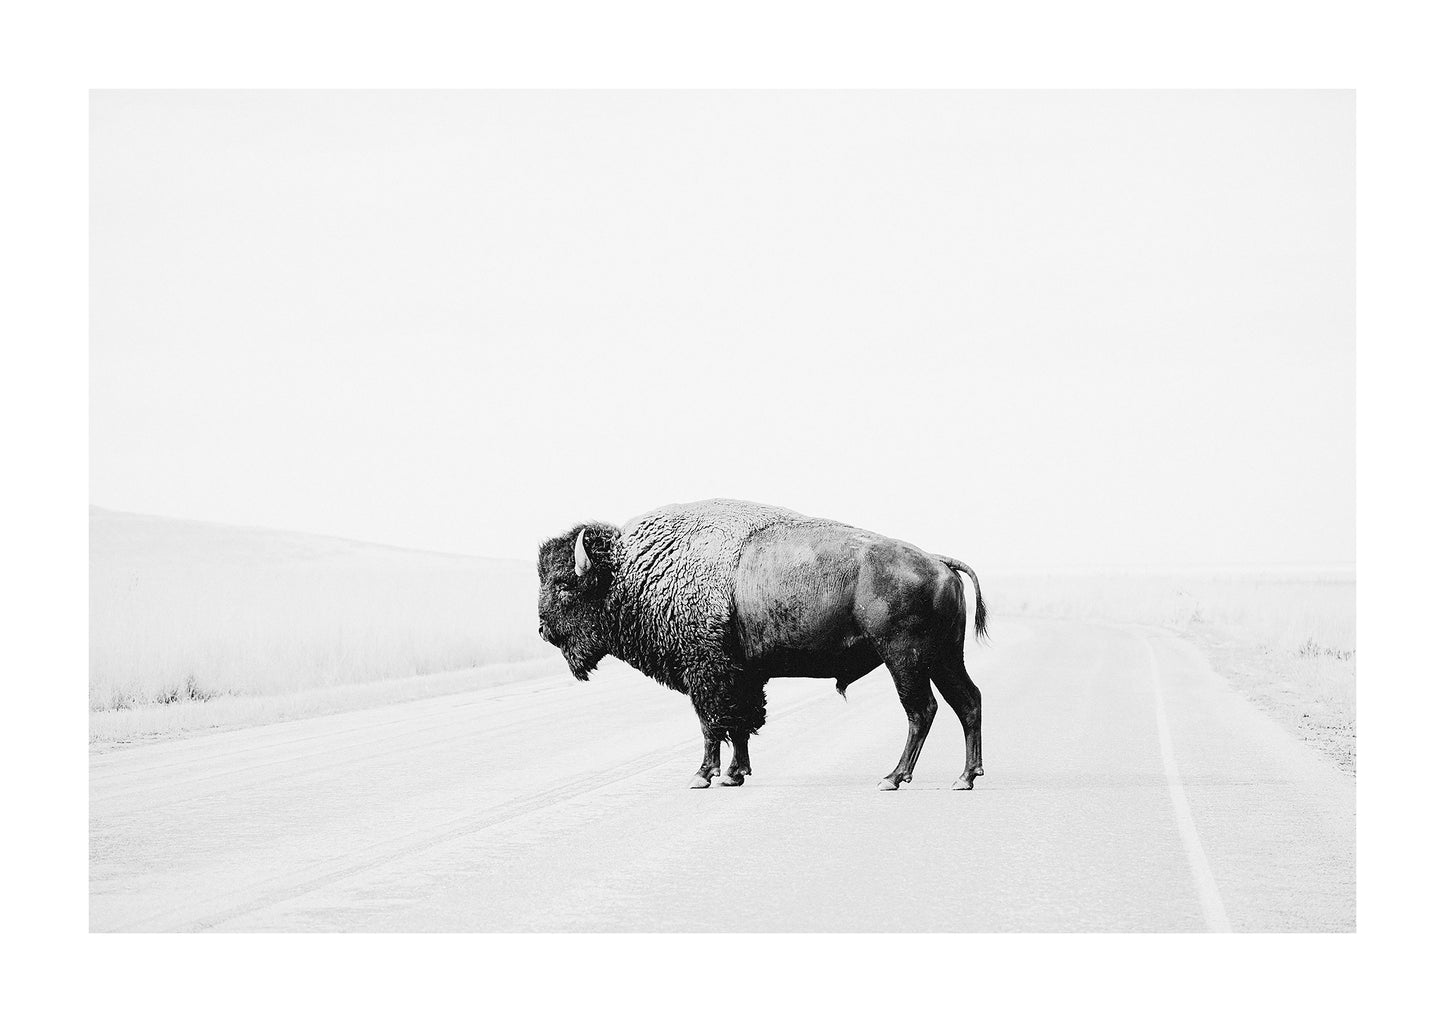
90, 619, 1354, 932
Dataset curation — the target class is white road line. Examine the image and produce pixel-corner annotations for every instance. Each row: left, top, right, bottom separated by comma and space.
1142, 636, 1232, 933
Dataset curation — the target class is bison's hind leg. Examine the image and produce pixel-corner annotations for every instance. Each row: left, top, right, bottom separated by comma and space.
932, 654, 983, 790
877, 642, 937, 791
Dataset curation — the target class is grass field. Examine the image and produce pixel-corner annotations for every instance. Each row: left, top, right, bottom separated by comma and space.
90, 507, 552, 740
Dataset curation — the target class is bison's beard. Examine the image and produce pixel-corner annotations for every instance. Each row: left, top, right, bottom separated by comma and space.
562, 643, 605, 681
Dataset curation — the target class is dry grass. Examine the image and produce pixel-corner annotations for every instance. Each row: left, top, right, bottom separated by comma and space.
88, 658, 559, 745
90, 508, 554, 736
992, 568, 1356, 772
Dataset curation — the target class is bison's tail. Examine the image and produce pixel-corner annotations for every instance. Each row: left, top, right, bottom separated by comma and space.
939, 556, 988, 642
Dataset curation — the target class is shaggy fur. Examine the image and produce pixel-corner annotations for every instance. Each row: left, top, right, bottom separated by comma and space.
537, 498, 988, 789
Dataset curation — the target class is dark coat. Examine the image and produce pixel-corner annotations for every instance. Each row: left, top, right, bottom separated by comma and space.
538, 499, 986, 737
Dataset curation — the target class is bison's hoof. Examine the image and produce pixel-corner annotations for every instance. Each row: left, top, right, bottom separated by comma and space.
952, 776, 974, 790
720, 772, 745, 787
877, 777, 900, 791
690, 774, 713, 789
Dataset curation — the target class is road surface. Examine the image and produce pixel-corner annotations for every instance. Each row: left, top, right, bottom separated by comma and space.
90, 619, 1355, 931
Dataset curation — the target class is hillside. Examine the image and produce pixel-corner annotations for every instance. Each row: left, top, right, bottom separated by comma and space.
90, 507, 549, 722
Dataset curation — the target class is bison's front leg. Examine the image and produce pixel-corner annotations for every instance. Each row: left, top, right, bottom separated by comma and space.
688, 672, 756, 788
720, 672, 764, 786
691, 727, 723, 788
721, 729, 751, 786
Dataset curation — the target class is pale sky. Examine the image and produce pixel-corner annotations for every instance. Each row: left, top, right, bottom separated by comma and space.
90, 91, 1353, 567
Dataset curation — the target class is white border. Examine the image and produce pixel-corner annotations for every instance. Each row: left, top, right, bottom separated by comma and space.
10, 0, 1437, 1016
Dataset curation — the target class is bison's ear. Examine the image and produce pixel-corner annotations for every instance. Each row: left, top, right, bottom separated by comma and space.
572, 526, 617, 582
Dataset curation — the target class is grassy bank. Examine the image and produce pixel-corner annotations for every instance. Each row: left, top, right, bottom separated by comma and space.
90, 508, 555, 740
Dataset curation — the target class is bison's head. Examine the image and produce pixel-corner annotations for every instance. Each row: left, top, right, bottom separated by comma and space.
537, 523, 619, 681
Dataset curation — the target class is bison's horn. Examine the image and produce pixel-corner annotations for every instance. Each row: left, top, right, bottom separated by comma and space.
574, 529, 590, 576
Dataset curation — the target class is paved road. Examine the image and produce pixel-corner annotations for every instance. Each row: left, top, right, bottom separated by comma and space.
90, 619, 1354, 931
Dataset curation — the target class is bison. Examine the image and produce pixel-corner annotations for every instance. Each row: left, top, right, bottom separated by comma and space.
536, 499, 987, 791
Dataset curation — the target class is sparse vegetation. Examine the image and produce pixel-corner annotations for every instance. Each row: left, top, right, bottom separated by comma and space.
1298, 637, 1353, 661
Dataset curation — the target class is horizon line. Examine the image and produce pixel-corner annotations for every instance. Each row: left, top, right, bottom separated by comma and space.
89, 503, 1355, 575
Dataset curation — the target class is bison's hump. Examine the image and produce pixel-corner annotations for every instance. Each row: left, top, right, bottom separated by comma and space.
610, 499, 826, 683
622, 498, 811, 539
